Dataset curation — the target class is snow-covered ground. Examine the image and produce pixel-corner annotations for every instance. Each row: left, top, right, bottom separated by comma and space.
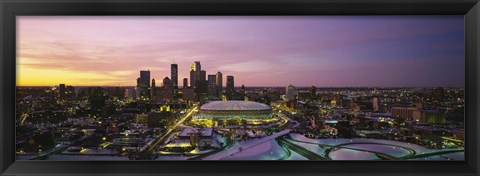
203, 129, 290, 160
221, 140, 287, 160
341, 144, 411, 158
329, 148, 380, 160
283, 150, 309, 160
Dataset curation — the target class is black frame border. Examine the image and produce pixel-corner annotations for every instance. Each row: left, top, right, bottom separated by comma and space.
1, 0, 479, 176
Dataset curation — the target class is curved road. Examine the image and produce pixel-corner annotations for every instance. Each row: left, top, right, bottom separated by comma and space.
282, 136, 412, 160
276, 137, 329, 160
280, 135, 463, 160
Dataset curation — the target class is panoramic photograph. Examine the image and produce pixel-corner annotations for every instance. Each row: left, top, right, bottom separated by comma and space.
16, 16, 465, 160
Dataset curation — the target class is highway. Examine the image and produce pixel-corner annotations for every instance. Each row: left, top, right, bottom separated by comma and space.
400, 149, 464, 160
144, 105, 198, 155
272, 106, 300, 130
281, 136, 416, 160
277, 137, 328, 160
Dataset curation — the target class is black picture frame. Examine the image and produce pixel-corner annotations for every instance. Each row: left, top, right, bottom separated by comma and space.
1, 0, 479, 176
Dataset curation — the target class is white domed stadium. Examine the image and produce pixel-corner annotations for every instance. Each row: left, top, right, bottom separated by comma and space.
201, 101, 271, 111
191, 101, 280, 127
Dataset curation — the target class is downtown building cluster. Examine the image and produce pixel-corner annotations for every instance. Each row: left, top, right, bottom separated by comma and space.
129, 61, 242, 103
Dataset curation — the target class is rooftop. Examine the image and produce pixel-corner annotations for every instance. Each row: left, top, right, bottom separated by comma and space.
178, 127, 213, 137
200, 101, 271, 111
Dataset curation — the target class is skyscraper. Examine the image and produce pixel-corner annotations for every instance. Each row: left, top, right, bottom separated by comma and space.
137, 70, 151, 99
183, 78, 188, 88
194, 61, 201, 75
190, 64, 196, 88
216, 71, 223, 96
226, 75, 234, 96
171, 64, 178, 87
208, 75, 217, 97
196, 70, 209, 96
151, 78, 156, 98
200, 70, 206, 81
194, 61, 201, 87
163, 77, 172, 89
171, 64, 178, 98
139, 70, 151, 88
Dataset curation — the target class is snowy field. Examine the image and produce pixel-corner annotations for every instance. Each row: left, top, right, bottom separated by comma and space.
221, 140, 287, 160
329, 148, 380, 160
341, 144, 411, 157
203, 129, 290, 160
283, 150, 309, 160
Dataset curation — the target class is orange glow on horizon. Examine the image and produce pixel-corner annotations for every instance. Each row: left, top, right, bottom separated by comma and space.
17, 66, 135, 87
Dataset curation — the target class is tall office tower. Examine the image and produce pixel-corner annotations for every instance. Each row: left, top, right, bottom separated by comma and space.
59, 84, 66, 99
183, 78, 188, 88
171, 64, 178, 87
285, 84, 295, 100
373, 96, 379, 112
163, 77, 172, 89
194, 61, 201, 85
208, 75, 217, 97
200, 70, 206, 81
196, 80, 208, 95
139, 70, 151, 87
137, 70, 151, 99
226, 75, 234, 96
197, 70, 208, 95
190, 64, 196, 88
195, 61, 201, 75
151, 79, 156, 98
171, 64, 178, 98
216, 72, 223, 96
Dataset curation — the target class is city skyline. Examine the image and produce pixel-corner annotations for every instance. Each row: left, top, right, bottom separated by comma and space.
17, 16, 464, 87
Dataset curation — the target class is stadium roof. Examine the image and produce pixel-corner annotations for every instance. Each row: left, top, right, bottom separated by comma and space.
200, 101, 271, 111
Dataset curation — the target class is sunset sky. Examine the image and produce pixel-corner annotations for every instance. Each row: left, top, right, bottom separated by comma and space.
17, 16, 464, 87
